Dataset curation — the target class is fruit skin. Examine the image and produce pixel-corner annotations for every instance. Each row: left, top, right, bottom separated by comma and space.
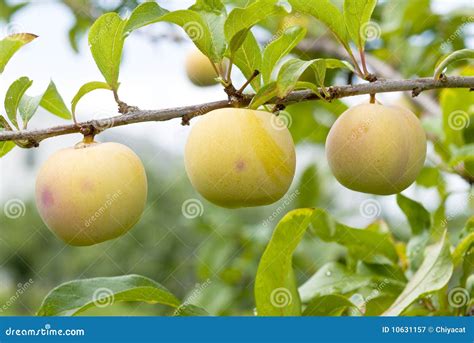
185, 49, 218, 87
325, 102, 426, 195
185, 108, 296, 208
36, 141, 147, 246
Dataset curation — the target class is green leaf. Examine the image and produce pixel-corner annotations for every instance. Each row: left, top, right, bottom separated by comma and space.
302, 294, 356, 316
276, 58, 326, 98
233, 31, 262, 91
0, 120, 15, 158
0, 1, 27, 21
396, 194, 431, 235
406, 232, 430, 271
255, 207, 397, 313
434, 49, 474, 79
286, 102, 335, 144
16, 81, 71, 128
0, 33, 37, 73
261, 26, 307, 84
382, 232, 453, 316
356, 262, 407, 289
4, 76, 33, 129
190, 0, 225, 13
310, 208, 398, 264
448, 144, 474, 167
289, 0, 350, 50
68, 17, 89, 53
324, 58, 355, 72
365, 295, 397, 316
299, 262, 373, 302
440, 66, 473, 147
397, 194, 432, 271
71, 81, 112, 116
88, 13, 127, 90
293, 81, 321, 96
123, 2, 168, 34
225, 0, 288, 54
173, 304, 211, 317
296, 164, 320, 208
39, 81, 72, 120
452, 232, 474, 267
255, 209, 314, 316
249, 82, 278, 109
343, 0, 377, 50
190, 0, 227, 62
89, 3, 168, 88
37, 275, 181, 316
416, 167, 441, 188
461, 239, 474, 288
311, 60, 327, 90
161, 10, 220, 62
0, 141, 15, 158
19, 94, 43, 128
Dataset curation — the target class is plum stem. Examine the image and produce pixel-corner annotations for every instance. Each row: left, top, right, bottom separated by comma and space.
82, 135, 95, 144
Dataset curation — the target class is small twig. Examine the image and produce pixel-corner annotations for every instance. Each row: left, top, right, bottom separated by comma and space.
237, 70, 260, 95
271, 103, 286, 113
359, 48, 370, 77
225, 58, 233, 84
113, 89, 138, 114
453, 163, 474, 185
345, 47, 364, 78
209, 60, 222, 83
0, 116, 13, 131
412, 87, 423, 97
79, 124, 97, 138
422, 298, 436, 312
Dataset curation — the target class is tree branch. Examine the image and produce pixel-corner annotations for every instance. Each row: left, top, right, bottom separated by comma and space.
1, 76, 473, 145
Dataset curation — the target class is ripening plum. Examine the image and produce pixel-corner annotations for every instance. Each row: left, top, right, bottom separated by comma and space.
325, 102, 426, 195
185, 48, 218, 87
185, 108, 296, 208
36, 139, 147, 246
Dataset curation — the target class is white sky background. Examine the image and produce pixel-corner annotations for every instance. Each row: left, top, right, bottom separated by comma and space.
0, 0, 472, 226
